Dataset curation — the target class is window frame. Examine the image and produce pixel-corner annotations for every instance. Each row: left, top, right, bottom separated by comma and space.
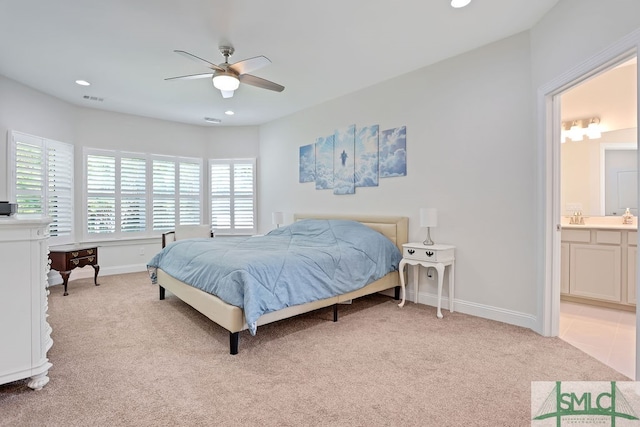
7, 130, 75, 245
209, 158, 257, 235
83, 148, 204, 241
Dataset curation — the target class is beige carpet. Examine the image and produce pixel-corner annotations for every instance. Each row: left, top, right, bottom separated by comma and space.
0, 272, 629, 426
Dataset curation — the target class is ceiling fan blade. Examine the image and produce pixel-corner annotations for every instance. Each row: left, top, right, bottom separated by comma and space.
239, 74, 284, 92
229, 56, 271, 75
174, 50, 224, 72
221, 90, 235, 98
165, 73, 214, 81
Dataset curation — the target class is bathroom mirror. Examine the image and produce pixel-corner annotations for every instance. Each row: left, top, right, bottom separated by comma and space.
561, 131, 638, 217
601, 144, 637, 216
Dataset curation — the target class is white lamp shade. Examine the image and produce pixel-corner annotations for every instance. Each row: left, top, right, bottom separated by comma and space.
419, 208, 437, 227
272, 211, 284, 225
212, 73, 240, 91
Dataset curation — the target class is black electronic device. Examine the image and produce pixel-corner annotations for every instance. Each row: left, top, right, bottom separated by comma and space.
0, 202, 17, 216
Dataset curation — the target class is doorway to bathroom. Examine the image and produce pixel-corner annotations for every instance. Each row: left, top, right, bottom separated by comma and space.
556, 55, 637, 379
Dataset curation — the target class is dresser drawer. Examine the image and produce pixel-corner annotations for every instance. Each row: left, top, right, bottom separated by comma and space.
68, 248, 97, 258
403, 246, 454, 262
67, 255, 97, 269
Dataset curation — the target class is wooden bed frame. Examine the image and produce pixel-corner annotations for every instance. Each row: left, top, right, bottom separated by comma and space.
156, 214, 408, 354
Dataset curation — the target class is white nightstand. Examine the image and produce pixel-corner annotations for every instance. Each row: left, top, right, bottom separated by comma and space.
398, 242, 455, 318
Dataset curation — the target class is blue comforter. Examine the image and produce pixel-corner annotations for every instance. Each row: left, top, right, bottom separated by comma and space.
147, 219, 402, 335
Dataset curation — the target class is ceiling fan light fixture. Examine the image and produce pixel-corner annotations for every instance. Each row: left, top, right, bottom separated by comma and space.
451, 0, 471, 8
212, 73, 240, 91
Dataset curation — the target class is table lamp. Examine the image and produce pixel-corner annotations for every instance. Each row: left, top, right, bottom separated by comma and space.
420, 208, 437, 246
272, 211, 284, 228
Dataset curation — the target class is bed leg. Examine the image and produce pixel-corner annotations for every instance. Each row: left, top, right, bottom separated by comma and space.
333, 304, 338, 322
229, 332, 239, 355
394, 285, 400, 300
159, 286, 165, 300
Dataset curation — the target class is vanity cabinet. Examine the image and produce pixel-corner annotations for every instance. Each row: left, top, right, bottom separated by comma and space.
561, 227, 635, 309
0, 217, 53, 390
628, 231, 637, 305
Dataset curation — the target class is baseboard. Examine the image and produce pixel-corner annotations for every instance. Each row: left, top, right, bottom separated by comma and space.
380, 287, 537, 331
48, 264, 148, 286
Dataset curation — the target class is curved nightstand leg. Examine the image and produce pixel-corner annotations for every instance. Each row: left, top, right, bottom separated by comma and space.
398, 260, 407, 307
27, 371, 50, 390
92, 264, 100, 286
435, 264, 445, 319
449, 261, 455, 313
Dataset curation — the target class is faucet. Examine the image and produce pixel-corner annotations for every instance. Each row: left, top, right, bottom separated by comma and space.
569, 211, 585, 225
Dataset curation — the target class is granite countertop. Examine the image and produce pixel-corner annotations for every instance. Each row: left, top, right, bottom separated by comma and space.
561, 216, 637, 230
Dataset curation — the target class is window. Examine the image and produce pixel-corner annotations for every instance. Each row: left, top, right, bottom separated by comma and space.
210, 158, 256, 234
84, 149, 203, 238
8, 131, 74, 244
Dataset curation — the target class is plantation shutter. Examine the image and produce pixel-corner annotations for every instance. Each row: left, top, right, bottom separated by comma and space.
179, 161, 201, 225
9, 131, 74, 244
47, 141, 74, 237
152, 159, 176, 231
210, 159, 255, 234
121, 156, 146, 233
14, 139, 44, 214
87, 154, 116, 234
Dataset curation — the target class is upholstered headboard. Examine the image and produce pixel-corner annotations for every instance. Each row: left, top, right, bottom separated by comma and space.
292, 214, 408, 252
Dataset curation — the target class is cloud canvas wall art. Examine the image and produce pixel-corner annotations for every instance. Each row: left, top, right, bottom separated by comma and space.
333, 125, 356, 195
355, 125, 379, 187
299, 143, 315, 183
379, 126, 407, 178
315, 135, 334, 190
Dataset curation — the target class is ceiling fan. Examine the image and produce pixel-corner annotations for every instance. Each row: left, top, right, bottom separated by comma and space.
165, 46, 285, 99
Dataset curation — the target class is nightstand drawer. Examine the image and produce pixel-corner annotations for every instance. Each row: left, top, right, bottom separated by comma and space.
402, 246, 454, 262
72, 248, 95, 258
67, 255, 97, 269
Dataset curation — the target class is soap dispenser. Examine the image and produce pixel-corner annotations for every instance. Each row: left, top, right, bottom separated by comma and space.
623, 207, 633, 225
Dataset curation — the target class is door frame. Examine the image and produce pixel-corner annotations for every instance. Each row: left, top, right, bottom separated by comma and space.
538, 29, 640, 380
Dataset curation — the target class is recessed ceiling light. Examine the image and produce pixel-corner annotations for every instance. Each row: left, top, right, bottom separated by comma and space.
75, 80, 91, 86
204, 117, 221, 124
451, 0, 471, 8
225, 110, 235, 116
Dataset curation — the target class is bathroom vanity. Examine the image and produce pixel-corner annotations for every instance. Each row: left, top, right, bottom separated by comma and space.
561, 217, 636, 310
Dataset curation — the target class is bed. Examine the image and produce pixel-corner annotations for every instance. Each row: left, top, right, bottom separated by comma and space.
148, 214, 408, 354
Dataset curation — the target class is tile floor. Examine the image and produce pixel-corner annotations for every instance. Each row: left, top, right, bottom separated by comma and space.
559, 301, 636, 379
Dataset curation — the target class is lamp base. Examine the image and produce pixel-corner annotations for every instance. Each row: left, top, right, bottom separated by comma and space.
422, 227, 434, 246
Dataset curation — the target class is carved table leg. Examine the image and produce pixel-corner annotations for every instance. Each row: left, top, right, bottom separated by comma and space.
28, 371, 50, 390
92, 264, 100, 286
60, 271, 71, 296
398, 259, 408, 307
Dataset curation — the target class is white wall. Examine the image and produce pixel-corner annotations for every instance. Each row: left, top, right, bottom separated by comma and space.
259, 32, 538, 327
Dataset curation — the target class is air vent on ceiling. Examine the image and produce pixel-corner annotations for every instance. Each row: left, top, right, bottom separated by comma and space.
204, 117, 221, 124
83, 95, 104, 102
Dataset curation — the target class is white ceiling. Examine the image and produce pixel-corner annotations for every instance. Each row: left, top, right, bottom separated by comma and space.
0, 0, 560, 127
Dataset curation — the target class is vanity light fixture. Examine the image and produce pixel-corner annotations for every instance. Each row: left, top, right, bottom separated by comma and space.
420, 208, 437, 246
561, 117, 602, 142
272, 211, 284, 228
586, 117, 602, 139
451, 0, 471, 8
569, 121, 584, 142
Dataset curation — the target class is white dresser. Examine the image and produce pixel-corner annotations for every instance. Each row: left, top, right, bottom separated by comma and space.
0, 217, 53, 390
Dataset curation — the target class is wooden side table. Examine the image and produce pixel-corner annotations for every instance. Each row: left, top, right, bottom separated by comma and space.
49, 245, 100, 296
398, 243, 455, 318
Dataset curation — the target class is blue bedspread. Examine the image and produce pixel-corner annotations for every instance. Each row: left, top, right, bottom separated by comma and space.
147, 219, 402, 335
